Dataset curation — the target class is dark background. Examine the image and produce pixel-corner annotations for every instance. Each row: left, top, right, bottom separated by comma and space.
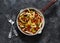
0, 0, 60, 43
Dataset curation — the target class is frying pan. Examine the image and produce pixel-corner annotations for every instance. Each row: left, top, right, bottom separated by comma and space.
16, 0, 57, 36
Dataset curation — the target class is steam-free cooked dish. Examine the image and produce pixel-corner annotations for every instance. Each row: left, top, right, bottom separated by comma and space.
18, 9, 43, 34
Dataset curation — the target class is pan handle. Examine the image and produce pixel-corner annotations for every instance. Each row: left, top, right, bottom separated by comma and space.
40, 0, 57, 13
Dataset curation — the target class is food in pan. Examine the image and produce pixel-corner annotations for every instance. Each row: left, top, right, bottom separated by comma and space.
17, 9, 43, 34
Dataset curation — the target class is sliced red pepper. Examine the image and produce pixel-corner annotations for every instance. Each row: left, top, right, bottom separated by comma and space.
26, 25, 31, 31
34, 27, 39, 31
31, 18, 38, 24
35, 14, 38, 17
21, 17, 29, 22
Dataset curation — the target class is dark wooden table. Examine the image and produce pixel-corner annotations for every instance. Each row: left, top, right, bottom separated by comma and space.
0, 0, 60, 43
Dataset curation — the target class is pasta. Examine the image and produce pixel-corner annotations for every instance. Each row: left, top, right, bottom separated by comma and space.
18, 9, 43, 34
